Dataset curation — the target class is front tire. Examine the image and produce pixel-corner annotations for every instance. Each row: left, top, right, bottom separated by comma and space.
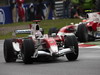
4, 39, 17, 62
22, 39, 35, 64
76, 24, 88, 42
64, 35, 79, 61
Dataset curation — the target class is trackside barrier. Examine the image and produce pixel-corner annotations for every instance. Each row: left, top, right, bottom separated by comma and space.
0, 1, 64, 24
0, 6, 12, 24
48, 1, 64, 19
55, 1, 64, 19
0, 4, 29, 25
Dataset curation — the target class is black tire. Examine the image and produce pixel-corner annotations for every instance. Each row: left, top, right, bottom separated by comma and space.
76, 24, 88, 42
64, 35, 79, 61
22, 39, 35, 64
48, 27, 59, 36
4, 39, 17, 62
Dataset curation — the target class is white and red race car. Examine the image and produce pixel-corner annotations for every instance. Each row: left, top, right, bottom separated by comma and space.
50, 12, 100, 42
4, 20, 79, 64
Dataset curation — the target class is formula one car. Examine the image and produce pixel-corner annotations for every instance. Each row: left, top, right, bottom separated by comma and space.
76, 12, 100, 42
4, 20, 79, 64
49, 12, 100, 42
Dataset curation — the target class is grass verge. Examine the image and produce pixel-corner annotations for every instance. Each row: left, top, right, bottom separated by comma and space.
0, 19, 100, 45
0, 19, 81, 40
85, 40, 100, 45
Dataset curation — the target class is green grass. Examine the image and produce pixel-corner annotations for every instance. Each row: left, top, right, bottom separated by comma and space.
0, 19, 100, 45
0, 21, 32, 27
40, 19, 81, 33
0, 19, 81, 39
85, 40, 100, 45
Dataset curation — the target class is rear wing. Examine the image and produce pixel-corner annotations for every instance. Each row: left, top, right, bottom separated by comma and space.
15, 29, 31, 34
15, 20, 41, 34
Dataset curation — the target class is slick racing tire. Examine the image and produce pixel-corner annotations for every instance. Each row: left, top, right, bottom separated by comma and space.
76, 24, 88, 42
4, 39, 17, 62
64, 35, 79, 61
22, 39, 35, 64
48, 27, 59, 36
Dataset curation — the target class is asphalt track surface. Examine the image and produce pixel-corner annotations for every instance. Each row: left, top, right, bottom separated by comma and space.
0, 40, 100, 75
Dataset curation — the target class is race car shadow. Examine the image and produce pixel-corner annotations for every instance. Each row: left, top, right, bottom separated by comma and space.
16, 57, 79, 65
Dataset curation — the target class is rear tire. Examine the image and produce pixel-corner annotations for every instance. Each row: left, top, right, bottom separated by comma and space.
64, 35, 79, 61
76, 24, 88, 42
22, 39, 35, 64
4, 39, 17, 62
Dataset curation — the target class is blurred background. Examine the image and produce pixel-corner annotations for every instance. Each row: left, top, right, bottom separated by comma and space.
0, 0, 100, 24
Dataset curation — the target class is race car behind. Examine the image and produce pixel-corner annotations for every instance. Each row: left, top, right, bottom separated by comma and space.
49, 12, 100, 42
